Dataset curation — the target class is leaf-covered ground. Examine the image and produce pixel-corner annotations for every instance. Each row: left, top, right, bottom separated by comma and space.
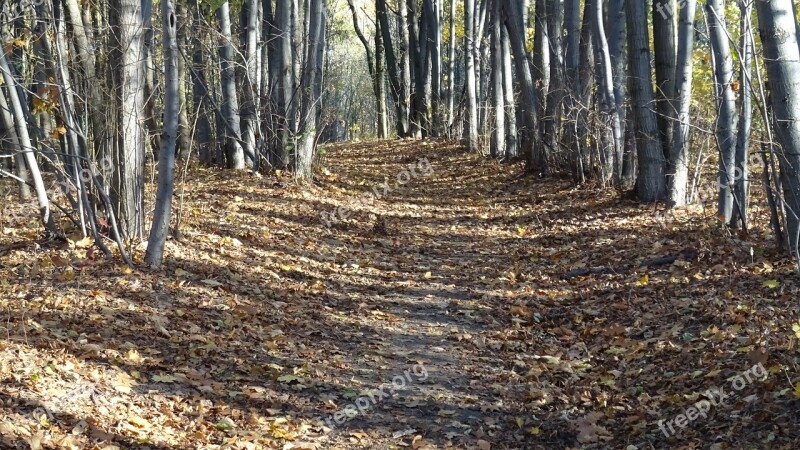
1, 139, 799, 449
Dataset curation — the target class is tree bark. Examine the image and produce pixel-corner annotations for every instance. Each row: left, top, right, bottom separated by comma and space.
627, 0, 666, 201
503, 0, 539, 171
145, 0, 179, 267
296, 0, 326, 180
707, 0, 738, 222
755, 0, 800, 256
668, 0, 697, 207
731, 0, 753, 229
464, 0, 479, 152
110, 0, 148, 239
217, 1, 246, 169
653, 0, 677, 162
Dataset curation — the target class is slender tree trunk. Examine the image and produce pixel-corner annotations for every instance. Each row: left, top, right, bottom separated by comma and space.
377, 0, 409, 136
0, 53, 57, 234
755, 0, 800, 256
668, 0, 697, 206
145, 0, 179, 267
217, 2, 246, 169
296, 0, 325, 180
189, 0, 213, 164
608, 0, 627, 183
447, 0, 456, 129
375, 18, 388, 138
532, 0, 549, 127
501, 21, 517, 160
490, 0, 504, 158
653, 0, 677, 161
464, 0, 478, 151
627, 0, 666, 201
399, 0, 413, 136
427, 0, 443, 136
731, 0, 753, 229
176, 0, 192, 159
592, 0, 621, 185
503, 0, 539, 171
110, 0, 148, 239
707, 0, 738, 222
543, 0, 563, 168
239, 0, 259, 168
575, 0, 595, 180
276, 0, 294, 167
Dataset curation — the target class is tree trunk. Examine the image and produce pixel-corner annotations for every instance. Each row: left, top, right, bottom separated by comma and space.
0, 52, 57, 234
668, 0, 697, 206
110, 0, 148, 239
296, 0, 326, 180
216, 2, 245, 169
447, 0, 457, 129
399, 0, 413, 137
239, 0, 259, 168
608, 0, 627, 184
532, 0, 549, 127
377, 0, 410, 136
490, 0, 504, 158
375, 18, 388, 138
464, 0, 479, 152
731, 0, 753, 229
145, 0, 179, 268
426, 0, 443, 136
503, 0, 539, 171
543, 0, 563, 169
189, 0, 213, 164
653, 0, 677, 162
592, 0, 622, 185
707, 0, 738, 222
501, 21, 517, 160
627, 0, 666, 201
755, 0, 800, 256
276, 0, 295, 167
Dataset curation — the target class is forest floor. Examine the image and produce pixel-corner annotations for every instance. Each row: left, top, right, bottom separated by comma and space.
1, 139, 800, 450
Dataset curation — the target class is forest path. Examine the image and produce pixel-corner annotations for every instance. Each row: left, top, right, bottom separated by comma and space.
0, 139, 797, 450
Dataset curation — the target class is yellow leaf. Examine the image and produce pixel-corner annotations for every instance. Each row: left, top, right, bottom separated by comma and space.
74, 236, 94, 248
126, 349, 142, 363
762, 279, 780, 289
634, 274, 649, 286
527, 426, 541, 436
424, 271, 432, 279
792, 322, 800, 339
128, 415, 150, 428
793, 382, 800, 398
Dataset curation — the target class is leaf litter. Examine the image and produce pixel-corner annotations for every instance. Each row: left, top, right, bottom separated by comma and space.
0, 139, 798, 449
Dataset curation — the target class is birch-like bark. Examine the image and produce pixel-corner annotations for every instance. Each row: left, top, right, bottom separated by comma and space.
464, 0, 478, 152
0, 53, 56, 234
755, 0, 800, 256
731, 0, 753, 228
145, 0, 179, 267
217, 1, 246, 169
110, 0, 148, 239
668, 0, 697, 206
707, 0, 738, 222
295, 0, 325, 180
